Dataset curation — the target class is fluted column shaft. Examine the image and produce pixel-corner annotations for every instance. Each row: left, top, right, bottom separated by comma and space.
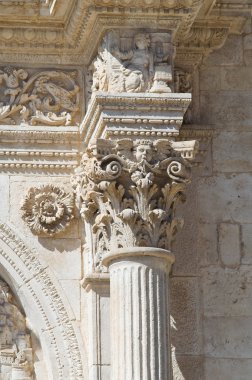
103, 247, 174, 380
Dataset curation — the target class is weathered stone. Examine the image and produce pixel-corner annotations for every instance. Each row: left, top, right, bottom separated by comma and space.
204, 35, 243, 66
204, 317, 252, 358
201, 267, 252, 317
0, 2, 251, 379
244, 33, 252, 49
172, 180, 199, 275
60, 280, 81, 320
218, 223, 240, 268
200, 91, 252, 125
198, 223, 218, 267
173, 355, 203, 380
171, 277, 201, 355
0, 175, 9, 221
198, 174, 252, 224
221, 67, 252, 91
213, 132, 252, 172
242, 224, 252, 264
205, 358, 252, 380
199, 66, 221, 91
37, 238, 82, 280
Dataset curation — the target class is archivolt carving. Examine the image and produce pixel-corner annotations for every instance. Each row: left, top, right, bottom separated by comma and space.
21, 185, 75, 236
73, 138, 198, 273
0, 67, 80, 126
0, 278, 33, 379
0, 222, 84, 379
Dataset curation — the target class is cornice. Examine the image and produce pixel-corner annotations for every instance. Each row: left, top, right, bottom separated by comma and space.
0, 0, 248, 65
0, 123, 212, 174
80, 92, 192, 144
0, 125, 81, 174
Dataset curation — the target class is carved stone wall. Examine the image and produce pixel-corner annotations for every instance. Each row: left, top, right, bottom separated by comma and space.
0, 1, 251, 380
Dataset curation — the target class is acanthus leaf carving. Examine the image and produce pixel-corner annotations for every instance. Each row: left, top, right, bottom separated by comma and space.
21, 185, 75, 236
0, 67, 80, 126
73, 137, 198, 273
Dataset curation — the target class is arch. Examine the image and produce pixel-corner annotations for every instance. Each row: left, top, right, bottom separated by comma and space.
0, 221, 84, 380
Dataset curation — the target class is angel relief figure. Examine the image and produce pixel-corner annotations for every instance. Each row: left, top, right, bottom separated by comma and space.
112, 33, 154, 92
91, 31, 174, 94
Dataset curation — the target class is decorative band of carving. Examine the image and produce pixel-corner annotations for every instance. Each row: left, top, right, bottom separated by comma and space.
0, 222, 84, 379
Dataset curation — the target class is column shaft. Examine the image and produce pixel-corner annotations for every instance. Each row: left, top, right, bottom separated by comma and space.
104, 249, 174, 380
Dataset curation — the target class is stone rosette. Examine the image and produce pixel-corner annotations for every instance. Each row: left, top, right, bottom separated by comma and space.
21, 185, 75, 236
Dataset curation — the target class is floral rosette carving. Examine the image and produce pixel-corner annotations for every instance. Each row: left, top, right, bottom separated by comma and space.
21, 185, 75, 236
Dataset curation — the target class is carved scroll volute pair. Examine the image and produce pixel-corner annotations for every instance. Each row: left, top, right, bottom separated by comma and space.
73, 137, 198, 274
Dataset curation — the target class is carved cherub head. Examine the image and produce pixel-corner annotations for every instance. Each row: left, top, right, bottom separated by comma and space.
134, 33, 151, 50
134, 140, 153, 163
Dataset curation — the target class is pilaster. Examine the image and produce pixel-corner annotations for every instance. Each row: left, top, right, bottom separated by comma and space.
74, 27, 199, 380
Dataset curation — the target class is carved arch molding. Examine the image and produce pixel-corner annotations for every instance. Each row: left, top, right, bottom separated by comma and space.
0, 221, 84, 380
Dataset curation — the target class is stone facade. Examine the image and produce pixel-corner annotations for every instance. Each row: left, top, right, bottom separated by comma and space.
0, 1, 251, 379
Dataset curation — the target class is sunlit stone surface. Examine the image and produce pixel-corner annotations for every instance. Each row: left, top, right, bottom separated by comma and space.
0, 1, 251, 379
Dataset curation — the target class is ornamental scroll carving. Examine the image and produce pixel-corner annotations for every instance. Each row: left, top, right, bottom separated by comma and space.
73, 138, 198, 273
0, 279, 33, 379
21, 185, 75, 236
0, 67, 80, 126
91, 30, 174, 94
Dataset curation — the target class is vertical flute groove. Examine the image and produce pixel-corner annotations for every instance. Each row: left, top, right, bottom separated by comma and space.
109, 257, 172, 380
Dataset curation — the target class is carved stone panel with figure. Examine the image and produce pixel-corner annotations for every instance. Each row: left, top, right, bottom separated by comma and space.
91, 30, 175, 94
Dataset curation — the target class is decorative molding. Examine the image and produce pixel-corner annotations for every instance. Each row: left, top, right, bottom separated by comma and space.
0, 221, 84, 379
0, 123, 80, 174
21, 185, 75, 236
81, 92, 192, 144
0, 1, 247, 65
178, 27, 229, 49
0, 67, 80, 126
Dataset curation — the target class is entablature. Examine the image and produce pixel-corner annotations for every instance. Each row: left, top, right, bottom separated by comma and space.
0, 0, 249, 67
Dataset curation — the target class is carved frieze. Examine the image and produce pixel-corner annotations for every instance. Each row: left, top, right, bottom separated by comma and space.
21, 185, 75, 236
0, 278, 33, 379
73, 138, 198, 272
0, 67, 80, 126
91, 30, 174, 94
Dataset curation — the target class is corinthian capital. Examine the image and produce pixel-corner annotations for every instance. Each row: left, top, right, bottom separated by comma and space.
74, 137, 198, 273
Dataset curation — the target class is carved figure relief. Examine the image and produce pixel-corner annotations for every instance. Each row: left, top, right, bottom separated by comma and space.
91, 31, 174, 94
0, 279, 33, 379
174, 69, 192, 93
73, 138, 198, 272
0, 67, 80, 126
21, 185, 75, 236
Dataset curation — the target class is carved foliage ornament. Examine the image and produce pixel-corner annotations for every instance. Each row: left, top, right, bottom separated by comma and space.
0, 67, 80, 126
73, 138, 198, 272
21, 185, 75, 236
0, 278, 33, 379
91, 30, 174, 95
